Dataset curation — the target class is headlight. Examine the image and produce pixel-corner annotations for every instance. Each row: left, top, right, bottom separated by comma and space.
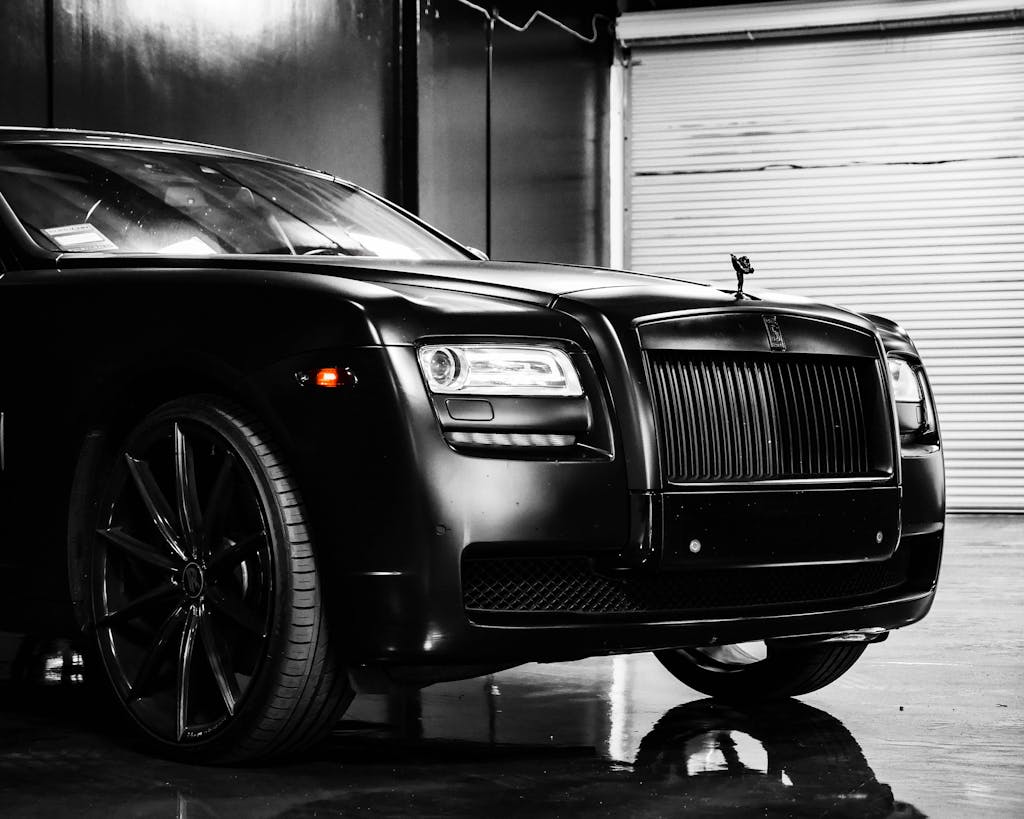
417, 344, 583, 396
887, 357, 923, 403
887, 355, 932, 436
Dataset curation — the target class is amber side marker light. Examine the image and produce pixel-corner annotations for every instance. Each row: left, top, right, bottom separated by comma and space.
317, 368, 340, 387
295, 367, 358, 389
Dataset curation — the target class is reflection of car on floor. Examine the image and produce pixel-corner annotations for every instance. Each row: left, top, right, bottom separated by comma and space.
634, 699, 925, 817
0, 128, 944, 762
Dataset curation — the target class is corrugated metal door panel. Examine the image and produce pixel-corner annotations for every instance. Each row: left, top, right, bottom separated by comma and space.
627, 23, 1024, 511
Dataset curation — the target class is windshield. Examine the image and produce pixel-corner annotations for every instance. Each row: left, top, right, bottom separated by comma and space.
0, 144, 470, 260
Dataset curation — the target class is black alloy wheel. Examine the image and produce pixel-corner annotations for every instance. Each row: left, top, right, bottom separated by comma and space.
81, 396, 352, 762
655, 640, 868, 702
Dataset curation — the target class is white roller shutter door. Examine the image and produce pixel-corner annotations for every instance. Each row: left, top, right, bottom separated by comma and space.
624, 18, 1024, 512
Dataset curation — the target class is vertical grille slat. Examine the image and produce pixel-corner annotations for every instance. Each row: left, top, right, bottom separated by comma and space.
847, 366, 869, 474
696, 362, 715, 480
758, 361, 781, 477
823, 365, 842, 474
752, 365, 766, 475
801, 363, 822, 476
844, 369, 858, 473
811, 363, 830, 474
825, 365, 845, 474
688, 363, 706, 480
777, 362, 796, 476
648, 353, 876, 483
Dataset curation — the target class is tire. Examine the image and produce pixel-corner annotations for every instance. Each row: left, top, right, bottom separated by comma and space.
654, 641, 867, 702
72, 395, 353, 763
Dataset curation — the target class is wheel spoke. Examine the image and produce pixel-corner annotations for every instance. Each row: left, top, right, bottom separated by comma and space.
200, 605, 239, 716
200, 452, 235, 557
207, 531, 265, 576
97, 581, 179, 627
97, 526, 181, 572
176, 608, 200, 741
206, 586, 264, 635
130, 604, 187, 700
125, 453, 187, 563
173, 423, 203, 560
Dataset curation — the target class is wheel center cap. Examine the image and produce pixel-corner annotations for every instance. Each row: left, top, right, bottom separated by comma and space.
182, 562, 205, 598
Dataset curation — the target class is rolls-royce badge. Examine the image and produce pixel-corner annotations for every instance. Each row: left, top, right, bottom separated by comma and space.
763, 314, 786, 352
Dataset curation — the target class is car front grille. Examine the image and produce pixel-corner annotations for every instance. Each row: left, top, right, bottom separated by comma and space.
462, 552, 911, 618
647, 353, 876, 483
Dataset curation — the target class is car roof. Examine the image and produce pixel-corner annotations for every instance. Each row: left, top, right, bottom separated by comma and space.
0, 126, 322, 174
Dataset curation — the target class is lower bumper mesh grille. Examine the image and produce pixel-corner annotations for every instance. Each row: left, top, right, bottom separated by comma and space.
462, 553, 911, 617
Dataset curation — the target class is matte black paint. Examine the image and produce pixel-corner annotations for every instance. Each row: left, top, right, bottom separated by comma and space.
0, 131, 944, 681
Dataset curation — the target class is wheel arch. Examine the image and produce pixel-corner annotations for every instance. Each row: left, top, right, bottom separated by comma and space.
65, 353, 297, 628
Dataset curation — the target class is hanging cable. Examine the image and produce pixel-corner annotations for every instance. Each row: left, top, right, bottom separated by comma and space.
453, 0, 611, 45
485, 9, 494, 257
452, 0, 612, 257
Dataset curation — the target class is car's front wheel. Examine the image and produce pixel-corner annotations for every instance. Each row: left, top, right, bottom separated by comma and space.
654, 641, 867, 701
73, 396, 352, 763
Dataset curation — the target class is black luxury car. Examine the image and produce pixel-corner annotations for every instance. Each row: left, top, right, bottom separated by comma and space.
0, 128, 944, 763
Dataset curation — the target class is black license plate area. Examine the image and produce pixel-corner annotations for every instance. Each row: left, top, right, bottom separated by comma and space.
661, 487, 900, 569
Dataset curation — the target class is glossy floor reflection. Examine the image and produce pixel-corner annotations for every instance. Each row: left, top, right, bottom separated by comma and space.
1, 515, 1021, 817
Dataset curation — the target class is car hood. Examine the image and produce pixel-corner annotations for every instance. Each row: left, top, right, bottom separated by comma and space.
52, 254, 878, 339
56, 254, 708, 303
237, 255, 876, 333
269, 256, 725, 307
312, 257, 875, 332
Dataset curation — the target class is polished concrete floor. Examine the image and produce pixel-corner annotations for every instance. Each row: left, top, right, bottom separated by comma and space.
1, 515, 1020, 817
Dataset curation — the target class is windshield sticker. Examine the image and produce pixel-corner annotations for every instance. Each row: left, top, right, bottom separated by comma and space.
42, 223, 118, 252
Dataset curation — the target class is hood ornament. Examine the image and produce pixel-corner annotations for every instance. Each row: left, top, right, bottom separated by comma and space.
730, 254, 755, 299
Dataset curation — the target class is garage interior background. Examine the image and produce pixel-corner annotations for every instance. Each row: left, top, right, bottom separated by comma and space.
1, 0, 1020, 513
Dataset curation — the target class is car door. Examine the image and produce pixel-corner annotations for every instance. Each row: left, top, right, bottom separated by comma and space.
0, 224, 14, 609
0, 211, 59, 629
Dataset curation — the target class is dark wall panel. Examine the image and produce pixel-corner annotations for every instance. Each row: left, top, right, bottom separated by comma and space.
418, 0, 488, 251
0, 0, 48, 127
419, 0, 611, 265
52, 0, 392, 191
492, 15, 609, 266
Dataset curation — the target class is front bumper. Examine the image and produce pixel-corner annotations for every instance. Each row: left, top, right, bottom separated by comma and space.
255, 323, 944, 674
338, 525, 942, 667
308, 347, 944, 669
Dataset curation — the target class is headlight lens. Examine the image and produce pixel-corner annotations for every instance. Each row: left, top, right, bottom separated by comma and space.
887, 355, 936, 438
888, 357, 923, 403
884, 356, 925, 401
417, 344, 583, 396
